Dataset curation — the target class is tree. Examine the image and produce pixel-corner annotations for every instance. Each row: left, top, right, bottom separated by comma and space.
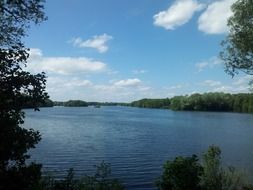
220, 0, 253, 77
157, 146, 251, 190
0, 0, 46, 48
156, 155, 203, 190
200, 146, 223, 190
200, 146, 247, 190
0, 1, 47, 190
64, 100, 88, 107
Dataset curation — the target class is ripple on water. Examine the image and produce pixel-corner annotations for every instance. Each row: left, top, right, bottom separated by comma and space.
25, 106, 253, 190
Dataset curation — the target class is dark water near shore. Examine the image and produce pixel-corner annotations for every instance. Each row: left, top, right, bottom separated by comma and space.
24, 106, 253, 190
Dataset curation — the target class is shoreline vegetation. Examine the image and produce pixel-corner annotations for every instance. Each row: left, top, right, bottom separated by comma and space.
130, 92, 253, 113
37, 146, 253, 190
31, 92, 253, 114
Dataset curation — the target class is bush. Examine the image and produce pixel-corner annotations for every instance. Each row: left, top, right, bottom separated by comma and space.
156, 155, 203, 190
39, 162, 124, 190
157, 146, 252, 190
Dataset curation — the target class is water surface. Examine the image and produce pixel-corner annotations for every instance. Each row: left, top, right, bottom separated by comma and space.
24, 106, 253, 190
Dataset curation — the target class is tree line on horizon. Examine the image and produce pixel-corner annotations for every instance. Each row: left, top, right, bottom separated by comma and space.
53, 100, 126, 107
130, 92, 253, 113
24, 92, 253, 114
23, 99, 124, 108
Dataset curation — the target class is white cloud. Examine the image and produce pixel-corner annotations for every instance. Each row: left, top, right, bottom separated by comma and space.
200, 80, 222, 87
195, 57, 222, 72
132, 69, 147, 74
167, 92, 176, 97
65, 79, 93, 87
198, 0, 235, 34
45, 76, 94, 98
47, 77, 92, 90
212, 85, 233, 92
203, 75, 252, 93
153, 0, 204, 30
232, 75, 253, 86
29, 48, 43, 60
113, 78, 142, 87
45, 75, 154, 102
27, 48, 106, 75
71, 34, 113, 53
138, 86, 151, 91
93, 78, 145, 91
168, 84, 183, 90
86, 79, 151, 102
25, 49, 157, 102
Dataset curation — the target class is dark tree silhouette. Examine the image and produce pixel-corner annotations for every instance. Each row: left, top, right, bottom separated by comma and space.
0, 1, 47, 190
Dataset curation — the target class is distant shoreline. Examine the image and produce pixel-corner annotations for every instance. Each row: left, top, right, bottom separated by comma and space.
27, 92, 253, 114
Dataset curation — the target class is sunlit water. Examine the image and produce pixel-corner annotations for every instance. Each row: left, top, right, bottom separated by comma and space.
23, 106, 253, 190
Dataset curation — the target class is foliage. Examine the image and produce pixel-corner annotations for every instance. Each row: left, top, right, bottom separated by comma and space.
131, 98, 170, 109
222, 167, 249, 190
130, 92, 253, 113
169, 96, 187, 111
53, 101, 129, 107
201, 146, 248, 190
0, 0, 47, 190
220, 0, 253, 76
157, 146, 252, 190
156, 155, 203, 190
0, 0, 47, 48
63, 100, 89, 107
23, 97, 54, 108
200, 146, 223, 190
38, 162, 124, 190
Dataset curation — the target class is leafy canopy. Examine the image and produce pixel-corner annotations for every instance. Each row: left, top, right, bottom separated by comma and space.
220, 0, 253, 76
0, 0, 47, 48
157, 155, 203, 190
0, 0, 47, 190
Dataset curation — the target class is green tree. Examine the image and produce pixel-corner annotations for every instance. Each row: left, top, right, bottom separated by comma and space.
170, 96, 186, 111
0, 1, 47, 190
248, 94, 253, 112
64, 100, 88, 107
200, 146, 247, 190
220, 0, 253, 76
156, 155, 203, 190
200, 146, 223, 190
0, 0, 46, 48
157, 146, 251, 190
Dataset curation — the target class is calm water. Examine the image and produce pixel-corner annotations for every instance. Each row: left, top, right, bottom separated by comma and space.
24, 106, 253, 190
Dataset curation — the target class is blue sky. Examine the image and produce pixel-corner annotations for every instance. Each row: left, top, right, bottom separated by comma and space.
24, 0, 252, 102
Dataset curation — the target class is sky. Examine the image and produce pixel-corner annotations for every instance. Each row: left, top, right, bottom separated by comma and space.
24, 0, 252, 102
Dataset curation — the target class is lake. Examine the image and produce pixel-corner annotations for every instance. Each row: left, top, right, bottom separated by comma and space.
23, 106, 253, 190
